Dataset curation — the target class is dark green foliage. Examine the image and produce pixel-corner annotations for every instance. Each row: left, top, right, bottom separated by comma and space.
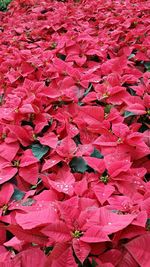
11, 188, 25, 201
91, 148, 104, 159
91, 258, 98, 267
144, 61, 150, 71
124, 111, 135, 118
0, 0, 12, 11
21, 198, 35, 206
69, 157, 88, 173
31, 143, 49, 160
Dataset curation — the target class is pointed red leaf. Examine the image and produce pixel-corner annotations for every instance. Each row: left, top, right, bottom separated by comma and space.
125, 234, 150, 267
81, 225, 110, 243
93, 184, 115, 205
73, 239, 91, 263
41, 222, 71, 243
38, 132, 58, 149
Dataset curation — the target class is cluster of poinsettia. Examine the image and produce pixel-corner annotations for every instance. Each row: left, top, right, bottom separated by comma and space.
0, 0, 150, 266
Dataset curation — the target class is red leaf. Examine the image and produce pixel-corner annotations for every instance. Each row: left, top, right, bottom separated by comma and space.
125, 234, 150, 267
41, 221, 71, 243
72, 239, 91, 263
0, 166, 18, 184
0, 183, 14, 206
83, 157, 105, 173
93, 184, 115, 205
7, 125, 31, 147
49, 247, 77, 267
49, 166, 75, 195
79, 106, 104, 126
0, 142, 19, 161
100, 208, 136, 234
56, 136, 77, 158
20, 150, 39, 167
7, 225, 48, 246
15, 206, 58, 229
19, 164, 38, 185
81, 225, 110, 243
38, 132, 58, 149
42, 155, 61, 171
21, 247, 47, 267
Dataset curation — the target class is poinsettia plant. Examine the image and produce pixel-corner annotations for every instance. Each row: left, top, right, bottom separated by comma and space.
0, 0, 150, 266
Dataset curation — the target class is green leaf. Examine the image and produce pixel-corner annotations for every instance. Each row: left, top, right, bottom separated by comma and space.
78, 101, 84, 106
31, 143, 49, 160
91, 148, 104, 159
104, 104, 113, 114
144, 62, 150, 72
11, 188, 25, 201
57, 53, 66, 61
44, 246, 53, 255
128, 87, 136, 96
21, 198, 35, 206
139, 123, 149, 133
0, 0, 12, 11
30, 178, 42, 189
73, 134, 81, 146
78, 83, 93, 105
92, 258, 98, 267
32, 243, 38, 247
124, 111, 135, 118
146, 218, 150, 230
128, 53, 135, 60
69, 157, 88, 173
83, 83, 93, 97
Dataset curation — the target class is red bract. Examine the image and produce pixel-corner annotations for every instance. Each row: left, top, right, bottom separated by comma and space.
56, 136, 77, 159
41, 197, 109, 263
45, 244, 78, 267
0, 183, 14, 216
0, 149, 39, 184
38, 132, 58, 149
0, 0, 150, 265
125, 233, 150, 267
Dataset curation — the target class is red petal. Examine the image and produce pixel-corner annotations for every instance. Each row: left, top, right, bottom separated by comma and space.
21, 247, 47, 267
49, 166, 75, 195
19, 164, 38, 185
50, 247, 77, 267
42, 156, 61, 171
41, 222, 71, 243
38, 132, 58, 149
73, 239, 91, 263
83, 157, 105, 173
7, 225, 48, 246
15, 206, 58, 229
0, 142, 19, 161
81, 226, 110, 243
0, 166, 17, 184
125, 234, 150, 267
20, 150, 39, 167
0, 183, 14, 205
100, 208, 136, 234
93, 184, 115, 205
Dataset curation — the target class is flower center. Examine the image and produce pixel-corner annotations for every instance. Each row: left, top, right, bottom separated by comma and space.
15, 108, 19, 113
117, 137, 123, 144
72, 230, 83, 238
100, 175, 109, 184
12, 160, 20, 167
102, 92, 109, 98
2, 204, 8, 215
30, 113, 35, 121
32, 133, 37, 140
51, 42, 57, 49
1, 133, 6, 140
